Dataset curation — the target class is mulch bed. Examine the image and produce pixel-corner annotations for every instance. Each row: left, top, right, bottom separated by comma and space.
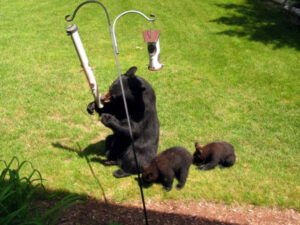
55, 198, 300, 225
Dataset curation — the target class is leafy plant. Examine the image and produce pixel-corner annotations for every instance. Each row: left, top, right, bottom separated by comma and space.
0, 157, 82, 225
288, 0, 300, 7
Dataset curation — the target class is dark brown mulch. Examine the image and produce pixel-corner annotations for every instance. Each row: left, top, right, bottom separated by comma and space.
54, 198, 300, 225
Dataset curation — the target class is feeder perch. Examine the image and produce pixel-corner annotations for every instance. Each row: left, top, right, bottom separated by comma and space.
143, 30, 163, 71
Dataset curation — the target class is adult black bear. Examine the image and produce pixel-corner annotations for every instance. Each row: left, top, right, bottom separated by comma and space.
87, 66, 160, 178
193, 142, 236, 170
142, 146, 192, 191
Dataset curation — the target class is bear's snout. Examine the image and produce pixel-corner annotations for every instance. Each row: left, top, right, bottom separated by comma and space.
101, 91, 112, 103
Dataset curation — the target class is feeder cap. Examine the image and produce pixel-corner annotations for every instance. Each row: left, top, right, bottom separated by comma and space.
66, 24, 78, 34
143, 30, 160, 42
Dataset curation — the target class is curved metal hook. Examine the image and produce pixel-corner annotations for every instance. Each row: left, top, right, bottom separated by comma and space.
112, 10, 156, 54
65, 0, 111, 25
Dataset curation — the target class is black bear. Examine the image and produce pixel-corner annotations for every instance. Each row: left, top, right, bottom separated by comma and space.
142, 146, 192, 191
193, 142, 236, 170
87, 66, 160, 178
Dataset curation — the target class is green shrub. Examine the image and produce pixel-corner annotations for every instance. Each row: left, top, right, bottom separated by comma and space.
286, 0, 300, 7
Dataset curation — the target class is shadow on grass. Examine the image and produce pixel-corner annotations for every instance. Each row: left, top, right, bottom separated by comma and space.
52, 140, 111, 165
211, 0, 300, 50
52, 141, 110, 204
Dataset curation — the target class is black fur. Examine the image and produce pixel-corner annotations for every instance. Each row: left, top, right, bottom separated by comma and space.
142, 146, 192, 191
87, 66, 159, 178
193, 142, 236, 170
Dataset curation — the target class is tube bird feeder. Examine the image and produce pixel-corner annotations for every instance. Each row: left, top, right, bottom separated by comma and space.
142, 30, 163, 71
66, 24, 102, 108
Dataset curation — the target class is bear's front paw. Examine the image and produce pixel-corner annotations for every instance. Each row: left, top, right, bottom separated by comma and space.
176, 183, 184, 190
163, 186, 172, 192
87, 102, 95, 115
101, 113, 115, 127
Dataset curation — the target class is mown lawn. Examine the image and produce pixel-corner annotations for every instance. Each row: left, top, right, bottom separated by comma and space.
0, 0, 299, 210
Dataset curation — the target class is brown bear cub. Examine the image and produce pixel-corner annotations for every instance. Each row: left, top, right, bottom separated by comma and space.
193, 142, 236, 170
142, 146, 192, 191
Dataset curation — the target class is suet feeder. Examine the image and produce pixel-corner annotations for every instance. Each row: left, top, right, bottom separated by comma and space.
143, 30, 163, 71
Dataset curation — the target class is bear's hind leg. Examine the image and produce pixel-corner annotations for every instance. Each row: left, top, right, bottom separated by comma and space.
199, 161, 218, 170
161, 169, 175, 191
105, 135, 118, 161
221, 154, 236, 168
104, 160, 118, 166
113, 169, 132, 178
176, 167, 190, 190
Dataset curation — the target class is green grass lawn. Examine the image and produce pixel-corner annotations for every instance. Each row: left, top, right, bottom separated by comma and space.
1, 0, 299, 210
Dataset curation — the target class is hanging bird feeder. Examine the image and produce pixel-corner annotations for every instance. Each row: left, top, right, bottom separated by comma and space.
143, 30, 163, 71
66, 24, 102, 108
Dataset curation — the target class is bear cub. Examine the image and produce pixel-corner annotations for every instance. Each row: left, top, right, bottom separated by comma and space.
193, 142, 236, 170
142, 146, 192, 191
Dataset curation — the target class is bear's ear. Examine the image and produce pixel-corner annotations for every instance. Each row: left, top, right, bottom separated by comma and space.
125, 66, 137, 77
195, 142, 203, 153
195, 142, 201, 148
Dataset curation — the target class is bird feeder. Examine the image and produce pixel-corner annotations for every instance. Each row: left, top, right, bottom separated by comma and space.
142, 30, 163, 71
66, 24, 102, 108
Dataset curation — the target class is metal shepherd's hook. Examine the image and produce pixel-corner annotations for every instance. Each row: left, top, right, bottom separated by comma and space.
65, 2, 157, 225
112, 10, 156, 54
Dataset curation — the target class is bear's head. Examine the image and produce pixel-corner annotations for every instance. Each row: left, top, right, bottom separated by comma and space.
193, 142, 205, 164
87, 66, 148, 119
141, 162, 159, 185
100, 66, 146, 119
